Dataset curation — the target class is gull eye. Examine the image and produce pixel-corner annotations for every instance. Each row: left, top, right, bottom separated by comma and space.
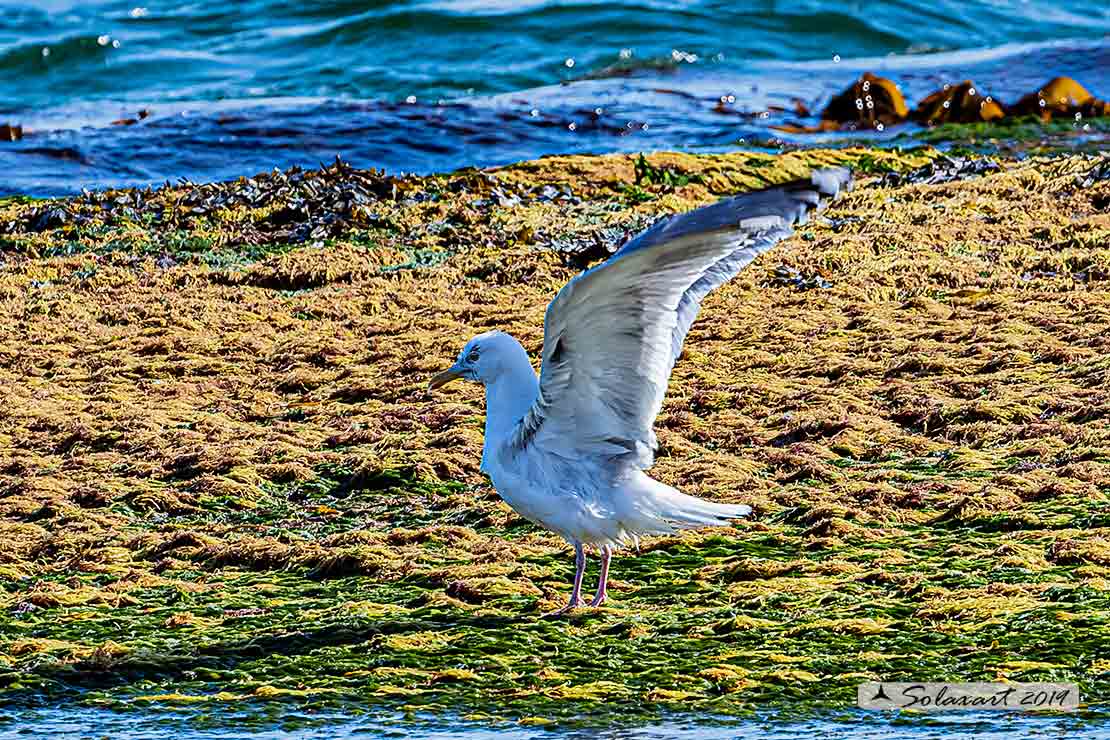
466, 349, 480, 363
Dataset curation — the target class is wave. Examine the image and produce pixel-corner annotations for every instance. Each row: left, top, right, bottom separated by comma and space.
2, 1, 1110, 194
2, 0, 1108, 108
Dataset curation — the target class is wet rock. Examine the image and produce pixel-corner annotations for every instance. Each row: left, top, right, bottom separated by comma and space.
879, 155, 1001, 187
0, 123, 23, 142
766, 264, 832, 291
533, 183, 578, 203
547, 229, 619, 268
111, 110, 151, 126
821, 73, 908, 126
1011, 76, 1110, 119
1076, 156, 1110, 189
912, 80, 1005, 124
29, 207, 70, 232
790, 71, 1107, 136
770, 120, 841, 134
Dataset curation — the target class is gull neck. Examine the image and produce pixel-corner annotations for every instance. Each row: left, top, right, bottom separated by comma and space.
480, 360, 539, 471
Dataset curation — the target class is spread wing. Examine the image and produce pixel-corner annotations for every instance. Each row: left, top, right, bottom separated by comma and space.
510, 167, 852, 472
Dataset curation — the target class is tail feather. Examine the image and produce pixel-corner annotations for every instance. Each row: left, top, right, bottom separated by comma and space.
600, 472, 752, 546
653, 488, 752, 529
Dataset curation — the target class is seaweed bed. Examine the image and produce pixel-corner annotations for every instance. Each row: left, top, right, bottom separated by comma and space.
0, 147, 1109, 728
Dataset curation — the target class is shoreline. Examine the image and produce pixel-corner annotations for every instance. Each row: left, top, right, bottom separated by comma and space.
4, 66, 1110, 198
1, 146, 1109, 728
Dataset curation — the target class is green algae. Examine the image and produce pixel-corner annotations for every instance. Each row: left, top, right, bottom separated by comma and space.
3, 485, 1107, 725
4, 461, 1109, 723
907, 115, 1110, 157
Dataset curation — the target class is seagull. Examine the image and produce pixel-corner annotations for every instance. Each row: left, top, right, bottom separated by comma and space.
429, 168, 852, 615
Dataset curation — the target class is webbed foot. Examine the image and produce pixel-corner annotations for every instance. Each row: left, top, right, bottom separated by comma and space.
542, 596, 586, 617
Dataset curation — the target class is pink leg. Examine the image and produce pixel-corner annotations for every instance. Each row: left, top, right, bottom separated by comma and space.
590, 545, 612, 607
543, 543, 586, 617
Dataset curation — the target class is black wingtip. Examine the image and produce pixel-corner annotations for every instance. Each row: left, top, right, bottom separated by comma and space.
610, 166, 854, 259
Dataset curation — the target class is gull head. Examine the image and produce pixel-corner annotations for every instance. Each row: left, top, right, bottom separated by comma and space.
428, 330, 529, 390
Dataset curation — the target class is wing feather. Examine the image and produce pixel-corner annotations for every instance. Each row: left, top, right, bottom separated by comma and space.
509, 167, 852, 473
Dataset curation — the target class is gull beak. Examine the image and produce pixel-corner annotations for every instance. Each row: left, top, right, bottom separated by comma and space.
428, 367, 463, 390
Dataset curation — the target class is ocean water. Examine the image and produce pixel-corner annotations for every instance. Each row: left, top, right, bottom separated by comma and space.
0, 2, 1109, 192
3, 706, 1109, 740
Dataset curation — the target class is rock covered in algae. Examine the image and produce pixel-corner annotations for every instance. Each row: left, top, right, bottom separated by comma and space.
814, 72, 1107, 132
820, 73, 908, 127
0, 123, 22, 142
912, 80, 1005, 124
1011, 76, 1110, 120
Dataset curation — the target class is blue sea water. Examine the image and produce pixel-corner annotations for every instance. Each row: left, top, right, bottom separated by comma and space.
2, 1, 1110, 194
3, 706, 1109, 740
